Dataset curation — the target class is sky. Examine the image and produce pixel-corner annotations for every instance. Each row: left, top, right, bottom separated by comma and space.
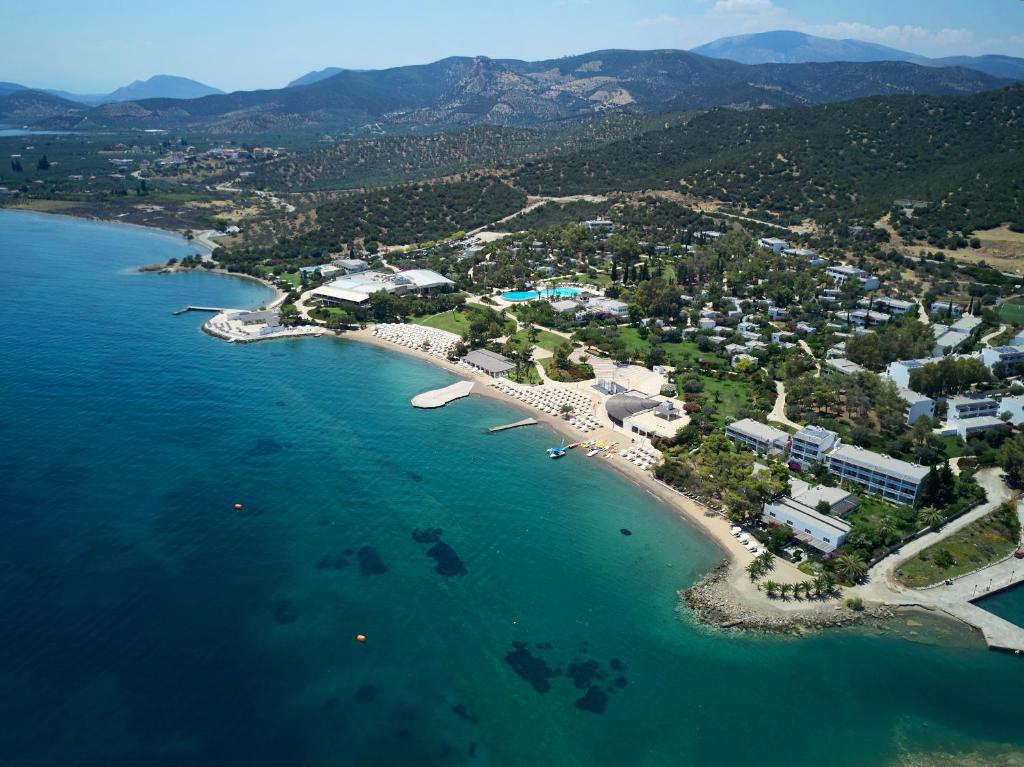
5, 0, 1024, 92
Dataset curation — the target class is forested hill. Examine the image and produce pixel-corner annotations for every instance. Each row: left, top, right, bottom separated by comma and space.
513, 84, 1024, 231
35, 50, 1009, 135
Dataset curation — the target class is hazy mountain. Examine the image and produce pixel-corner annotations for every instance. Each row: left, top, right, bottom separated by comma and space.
692, 31, 1024, 81
103, 75, 223, 102
32, 49, 1010, 134
0, 89, 84, 123
287, 67, 347, 87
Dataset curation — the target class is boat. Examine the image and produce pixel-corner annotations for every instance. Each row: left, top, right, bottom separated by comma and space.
547, 440, 567, 459
586, 448, 602, 457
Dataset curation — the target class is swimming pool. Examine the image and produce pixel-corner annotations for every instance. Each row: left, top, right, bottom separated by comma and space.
501, 287, 583, 302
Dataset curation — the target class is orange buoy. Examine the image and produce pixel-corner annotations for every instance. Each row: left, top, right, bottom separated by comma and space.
234, 503, 243, 510
356, 634, 367, 643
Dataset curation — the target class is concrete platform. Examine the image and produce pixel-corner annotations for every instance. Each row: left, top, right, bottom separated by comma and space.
411, 380, 474, 409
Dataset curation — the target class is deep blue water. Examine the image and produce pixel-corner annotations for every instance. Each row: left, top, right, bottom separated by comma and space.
978, 584, 1024, 628
2, 210, 1024, 767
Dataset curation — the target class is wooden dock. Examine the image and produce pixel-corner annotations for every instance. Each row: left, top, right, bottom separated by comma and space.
172, 306, 226, 316
488, 418, 538, 433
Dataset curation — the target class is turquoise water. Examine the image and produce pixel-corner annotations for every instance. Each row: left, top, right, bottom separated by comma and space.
977, 584, 1024, 628
2, 210, 1024, 767
501, 287, 583, 302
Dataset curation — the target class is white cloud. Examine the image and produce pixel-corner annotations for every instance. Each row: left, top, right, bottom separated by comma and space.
803, 21, 975, 52
709, 0, 776, 13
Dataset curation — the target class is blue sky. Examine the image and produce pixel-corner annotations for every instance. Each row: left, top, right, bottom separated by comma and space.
5, 0, 1024, 92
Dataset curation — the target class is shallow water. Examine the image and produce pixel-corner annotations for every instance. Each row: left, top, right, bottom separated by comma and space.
1, 210, 1023, 767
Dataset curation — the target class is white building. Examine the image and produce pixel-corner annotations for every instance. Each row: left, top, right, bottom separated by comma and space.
886, 358, 942, 390
999, 395, 1024, 425
312, 268, 455, 306
864, 296, 915, 316
725, 419, 790, 456
826, 358, 867, 376
951, 416, 1009, 440
981, 346, 1024, 374
788, 425, 840, 469
948, 396, 999, 420
762, 497, 852, 553
826, 265, 880, 291
586, 297, 629, 317
583, 218, 614, 233
930, 300, 965, 317
824, 445, 929, 506
897, 387, 934, 425
757, 237, 789, 253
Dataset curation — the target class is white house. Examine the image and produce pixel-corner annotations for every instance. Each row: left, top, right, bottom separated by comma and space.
757, 237, 789, 253
788, 425, 840, 469
981, 346, 1024, 374
999, 395, 1024, 425
897, 388, 934, 425
826, 265, 880, 291
762, 497, 852, 553
725, 419, 790, 456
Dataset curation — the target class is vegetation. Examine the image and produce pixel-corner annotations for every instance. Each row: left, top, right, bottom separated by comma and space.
896, 503, 1021, 587
515, 85, 1024, 232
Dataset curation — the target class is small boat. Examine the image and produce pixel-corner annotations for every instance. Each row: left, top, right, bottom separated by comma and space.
547, 440, 567, 459
586, 448, 602, 457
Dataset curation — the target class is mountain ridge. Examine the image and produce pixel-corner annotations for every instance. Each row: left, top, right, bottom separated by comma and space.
25, 49, 1010, 135
692, 31, 1024, 80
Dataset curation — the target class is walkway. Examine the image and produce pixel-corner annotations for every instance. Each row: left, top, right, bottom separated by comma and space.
768, 380, 802, 430
981, 324, 1007, 347
411, 380, 475, 409
854, 468, 1024, 652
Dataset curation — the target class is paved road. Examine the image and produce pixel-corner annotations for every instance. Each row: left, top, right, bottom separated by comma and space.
981, 324, 1007, 347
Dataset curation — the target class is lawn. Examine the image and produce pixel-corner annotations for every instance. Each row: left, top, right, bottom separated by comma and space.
998, 298, 1024, 324
539, 357, 594, 382
896, 503, 1021, 587
697, 377, 754, 426
276, 271, 302, 288
509, 328, 569, 353
412, 310, 470, 336
508, 365, 542, 385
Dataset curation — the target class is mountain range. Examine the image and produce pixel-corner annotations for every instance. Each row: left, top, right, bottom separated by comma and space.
692, 31, 1024, 80
0, 75, 222, 108
5, 50, 1010, 135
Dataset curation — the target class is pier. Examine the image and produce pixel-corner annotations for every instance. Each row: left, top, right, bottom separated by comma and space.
172, 306, 226, 315
411, 380, 475, 409
487, 418, 538, 433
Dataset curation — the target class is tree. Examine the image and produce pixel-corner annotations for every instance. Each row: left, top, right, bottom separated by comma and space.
755, 550, 775, 574
1000, 432, 1024, 488
917, 506, 945, 531
746, 559, 764, 581
36, 155, 50, 171
833, 552, 868, 583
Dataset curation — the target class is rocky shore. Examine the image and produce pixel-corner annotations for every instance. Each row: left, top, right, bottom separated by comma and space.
681, 564, 896, 634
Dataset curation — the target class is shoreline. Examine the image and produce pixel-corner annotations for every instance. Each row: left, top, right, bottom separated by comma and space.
2, 206, 218, 256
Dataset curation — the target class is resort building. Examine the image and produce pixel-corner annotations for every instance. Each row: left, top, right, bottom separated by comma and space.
762, 497, 852, 553
886, 358, 942, 390
788, 478, 860, 517
930, 300, 965, 317
981, 346, 1024, 374
312, 268, 455, 306
585, 297, 629, 318
788, 425, 840, 470
725, 419, 790, 457
826, 265, 880, 290
605, 392, 662, 428
462, 349, 515, 378
999, 395, 1024, 425
331, 258, 369, 274
621, 400, 685, 440
583, 218, 614, 233
826, 358, 867, 376
950, 416, 1009, 440
948, 396, 999, 420
897, 387, 934, 425
824, 445, 929, 506
863, 296, 916, 316
757, 237, 789, 253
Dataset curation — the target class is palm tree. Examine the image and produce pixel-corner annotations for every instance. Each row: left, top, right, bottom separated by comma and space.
818, 572, 837, 597
779, 583, 793, 600
834, 553, 868, 584
791, 582, 803, 600
756, 550, 775, 573
802, 580, 817, 599
746, 559, 764, 581
877, 516, 899, 545
763, 580, 779, 598
918, 506, 945, 531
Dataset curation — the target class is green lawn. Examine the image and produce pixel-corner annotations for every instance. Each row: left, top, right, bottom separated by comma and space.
509, 328, 569, 353
998, 299, 1024, 324
539, 357, 595, 382
616, 326, 651, 357
276, 271, 302, 288
896, 503, 1021, 587
699, 377, 754, 426
412, 310, 470, 336
508, 365, 542, 385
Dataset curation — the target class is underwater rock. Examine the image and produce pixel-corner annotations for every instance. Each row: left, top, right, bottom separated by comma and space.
358, 546, 388, 575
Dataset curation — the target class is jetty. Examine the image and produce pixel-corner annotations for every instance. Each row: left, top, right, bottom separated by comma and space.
488, 418, 538, 433
411, 380, 475, 409
172, 306, 225, 315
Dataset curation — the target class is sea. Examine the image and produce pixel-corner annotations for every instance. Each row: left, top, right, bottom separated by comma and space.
1, 209, 1022, 767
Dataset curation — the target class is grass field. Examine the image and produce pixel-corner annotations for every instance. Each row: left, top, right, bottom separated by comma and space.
998, 298, 1024, 324
509, 328, 569, 353
896, 503, 1021, 587
412, 310, 470, 336
698, 377, 754, 426
508, 365, 542, 385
